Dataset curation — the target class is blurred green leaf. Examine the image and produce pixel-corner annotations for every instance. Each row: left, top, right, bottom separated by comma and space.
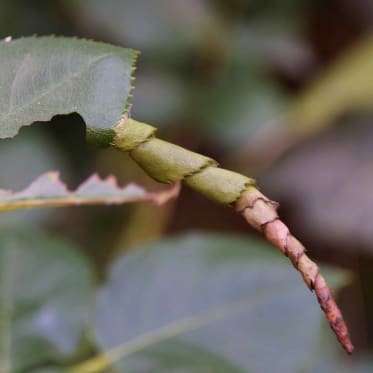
93, 233, 348, 372
131, 72, 186, 125
0, 36, 138, 139
289, 34, 373, 135
0, 1, 71, 38
310, 353, 373, 373
306, 325, 373, 373
191, 61, 287, 146
32, 367, 66, 373
0, 229, 94, 371
71, 0, 211, 52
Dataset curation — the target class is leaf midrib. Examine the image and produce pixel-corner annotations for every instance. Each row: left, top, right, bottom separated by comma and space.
87, 281, 296, 372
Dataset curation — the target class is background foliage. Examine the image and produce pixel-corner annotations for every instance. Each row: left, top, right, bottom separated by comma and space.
1, 0, 373, 371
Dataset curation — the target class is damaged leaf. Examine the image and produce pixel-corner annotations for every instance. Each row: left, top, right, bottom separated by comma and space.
0, 36, 138, 140
0, 172, 180, 211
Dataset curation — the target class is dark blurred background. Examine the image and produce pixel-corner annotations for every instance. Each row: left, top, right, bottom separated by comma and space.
2, 0, 373, 357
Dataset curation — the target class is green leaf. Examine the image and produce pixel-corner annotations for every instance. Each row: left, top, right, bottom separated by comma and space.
0, 172, 180, 211
0, 229, 94, 371
191, 61, 286, 147
92, 233, 349, 373
289, 35, 373, 134
0, 36, 138, 139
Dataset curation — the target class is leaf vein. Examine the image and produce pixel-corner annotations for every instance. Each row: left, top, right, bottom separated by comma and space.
2, 52, 116, 124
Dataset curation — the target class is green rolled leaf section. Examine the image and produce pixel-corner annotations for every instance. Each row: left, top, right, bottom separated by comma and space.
185, 167, 255, 206
130, 138, 216, 183
113, 118, 255, 205
113, 117, 157, 151
0, 36, 138, 139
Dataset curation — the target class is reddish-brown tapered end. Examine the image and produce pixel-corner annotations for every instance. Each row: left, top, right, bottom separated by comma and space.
236, 187, 354, 355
